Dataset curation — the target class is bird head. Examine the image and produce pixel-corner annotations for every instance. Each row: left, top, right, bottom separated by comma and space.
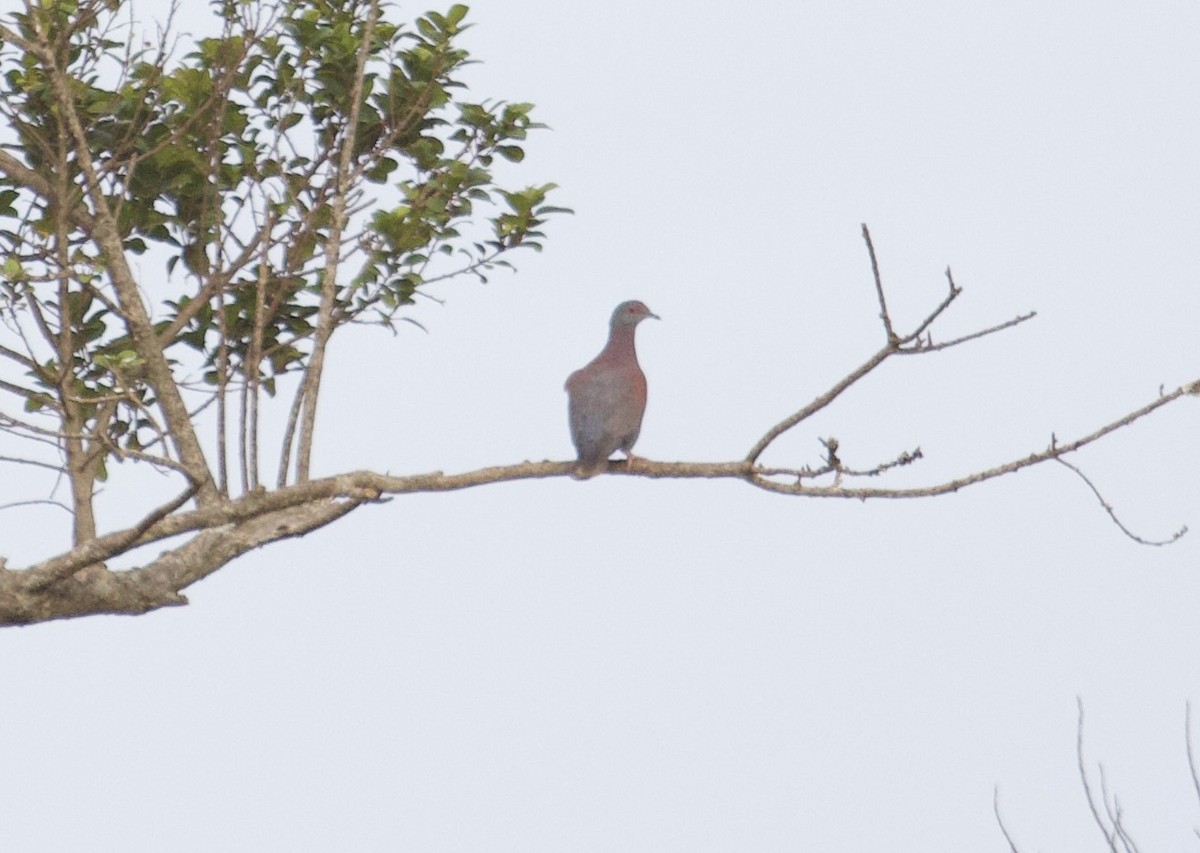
611, 300, 661, 327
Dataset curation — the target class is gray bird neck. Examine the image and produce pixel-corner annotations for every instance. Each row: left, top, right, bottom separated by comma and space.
604, 322, 640, 355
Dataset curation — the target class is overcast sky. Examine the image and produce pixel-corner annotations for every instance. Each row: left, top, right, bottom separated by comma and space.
5, 1, 1200, 850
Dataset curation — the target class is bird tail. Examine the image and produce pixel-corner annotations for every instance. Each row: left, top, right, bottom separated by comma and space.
571, 458, 608, 480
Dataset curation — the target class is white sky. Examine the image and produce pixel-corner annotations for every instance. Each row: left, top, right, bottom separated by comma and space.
4, 0, 1200, 850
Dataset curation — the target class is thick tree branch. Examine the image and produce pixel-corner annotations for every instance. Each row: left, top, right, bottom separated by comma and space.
26, 483, 200, 592
3, 370, 1191, 625
0, 492, 366, 623
139, 495, 368, 594
32, 28, 218, 503
17, 378, 1196, 582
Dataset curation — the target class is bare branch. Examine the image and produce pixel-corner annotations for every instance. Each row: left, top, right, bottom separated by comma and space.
0, 355, 1191, 622
862, 224, 897, 343
746, 345, 891, 464
0, 498, 71, 514
898, 310, 1038, 354
747, 229, 1033, 464
898, 264, 962, 347
992, 787, 1022, 853
1098, 766, 1142, 853
13, 368, 1192, 601
750, 381, 1194, 504
13, 367, 1197, 595
1056, 457, 1186, 546
1077, 699, 1122, 853
0, 455, 66, 474
1186, 702, 1200, 808
757, 441, 923, 484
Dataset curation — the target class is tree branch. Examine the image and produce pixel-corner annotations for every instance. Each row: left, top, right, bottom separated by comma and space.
1056, 457, 1186, 546
1187, 702, 1200, 809
992, 788, 1021, 853
4, 367, 1190, 624
32, 27, 218, 503
747, 226, 1034, 464
26, 482, 201, 591
1, 493, 372, 624
292, 0, 380, 484
1077, 707, 1122, 853
0, 152, 95, 232
750, 381, 1191, 500
863, 223, 898, 343
746, 344, 892, 464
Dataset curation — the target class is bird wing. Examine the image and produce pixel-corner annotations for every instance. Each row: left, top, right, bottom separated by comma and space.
566, 365, 646, 466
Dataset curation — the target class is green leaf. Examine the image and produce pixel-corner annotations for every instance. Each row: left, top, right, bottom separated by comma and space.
2, 256, 24, 281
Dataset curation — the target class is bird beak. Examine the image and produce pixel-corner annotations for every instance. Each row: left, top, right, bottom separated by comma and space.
649, 312, 661, 321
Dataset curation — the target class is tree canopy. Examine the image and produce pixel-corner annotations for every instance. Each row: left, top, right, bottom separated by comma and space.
0, 0, 568, 622
0, 0, 1194, 626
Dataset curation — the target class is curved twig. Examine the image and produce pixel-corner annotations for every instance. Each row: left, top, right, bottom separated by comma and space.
1056, 457, 1186, 546
1186, 702, 1200, 809
992, 787, 1021, 853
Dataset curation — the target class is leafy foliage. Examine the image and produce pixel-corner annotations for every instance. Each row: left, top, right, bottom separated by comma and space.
0, 0, 564, 481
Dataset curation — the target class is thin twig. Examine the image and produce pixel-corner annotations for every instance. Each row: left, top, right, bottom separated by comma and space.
748, 228, 1031, 464
861, 224, 896, 343
896, 311, 1038, 354
749, 381, 1192, 514
1056, 457, 1186, 546
899, 265, 962, 346
746, 345, 891, 464
1186, 702, 1200, 807
1077, 699, 1122, 853
992, 787, 1022, 853
1098, 767, 1141, 853
0, 455, 66, 473
0, 498, 71, 514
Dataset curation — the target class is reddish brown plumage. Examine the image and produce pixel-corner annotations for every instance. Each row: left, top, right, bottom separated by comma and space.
565, 301, 659, 479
